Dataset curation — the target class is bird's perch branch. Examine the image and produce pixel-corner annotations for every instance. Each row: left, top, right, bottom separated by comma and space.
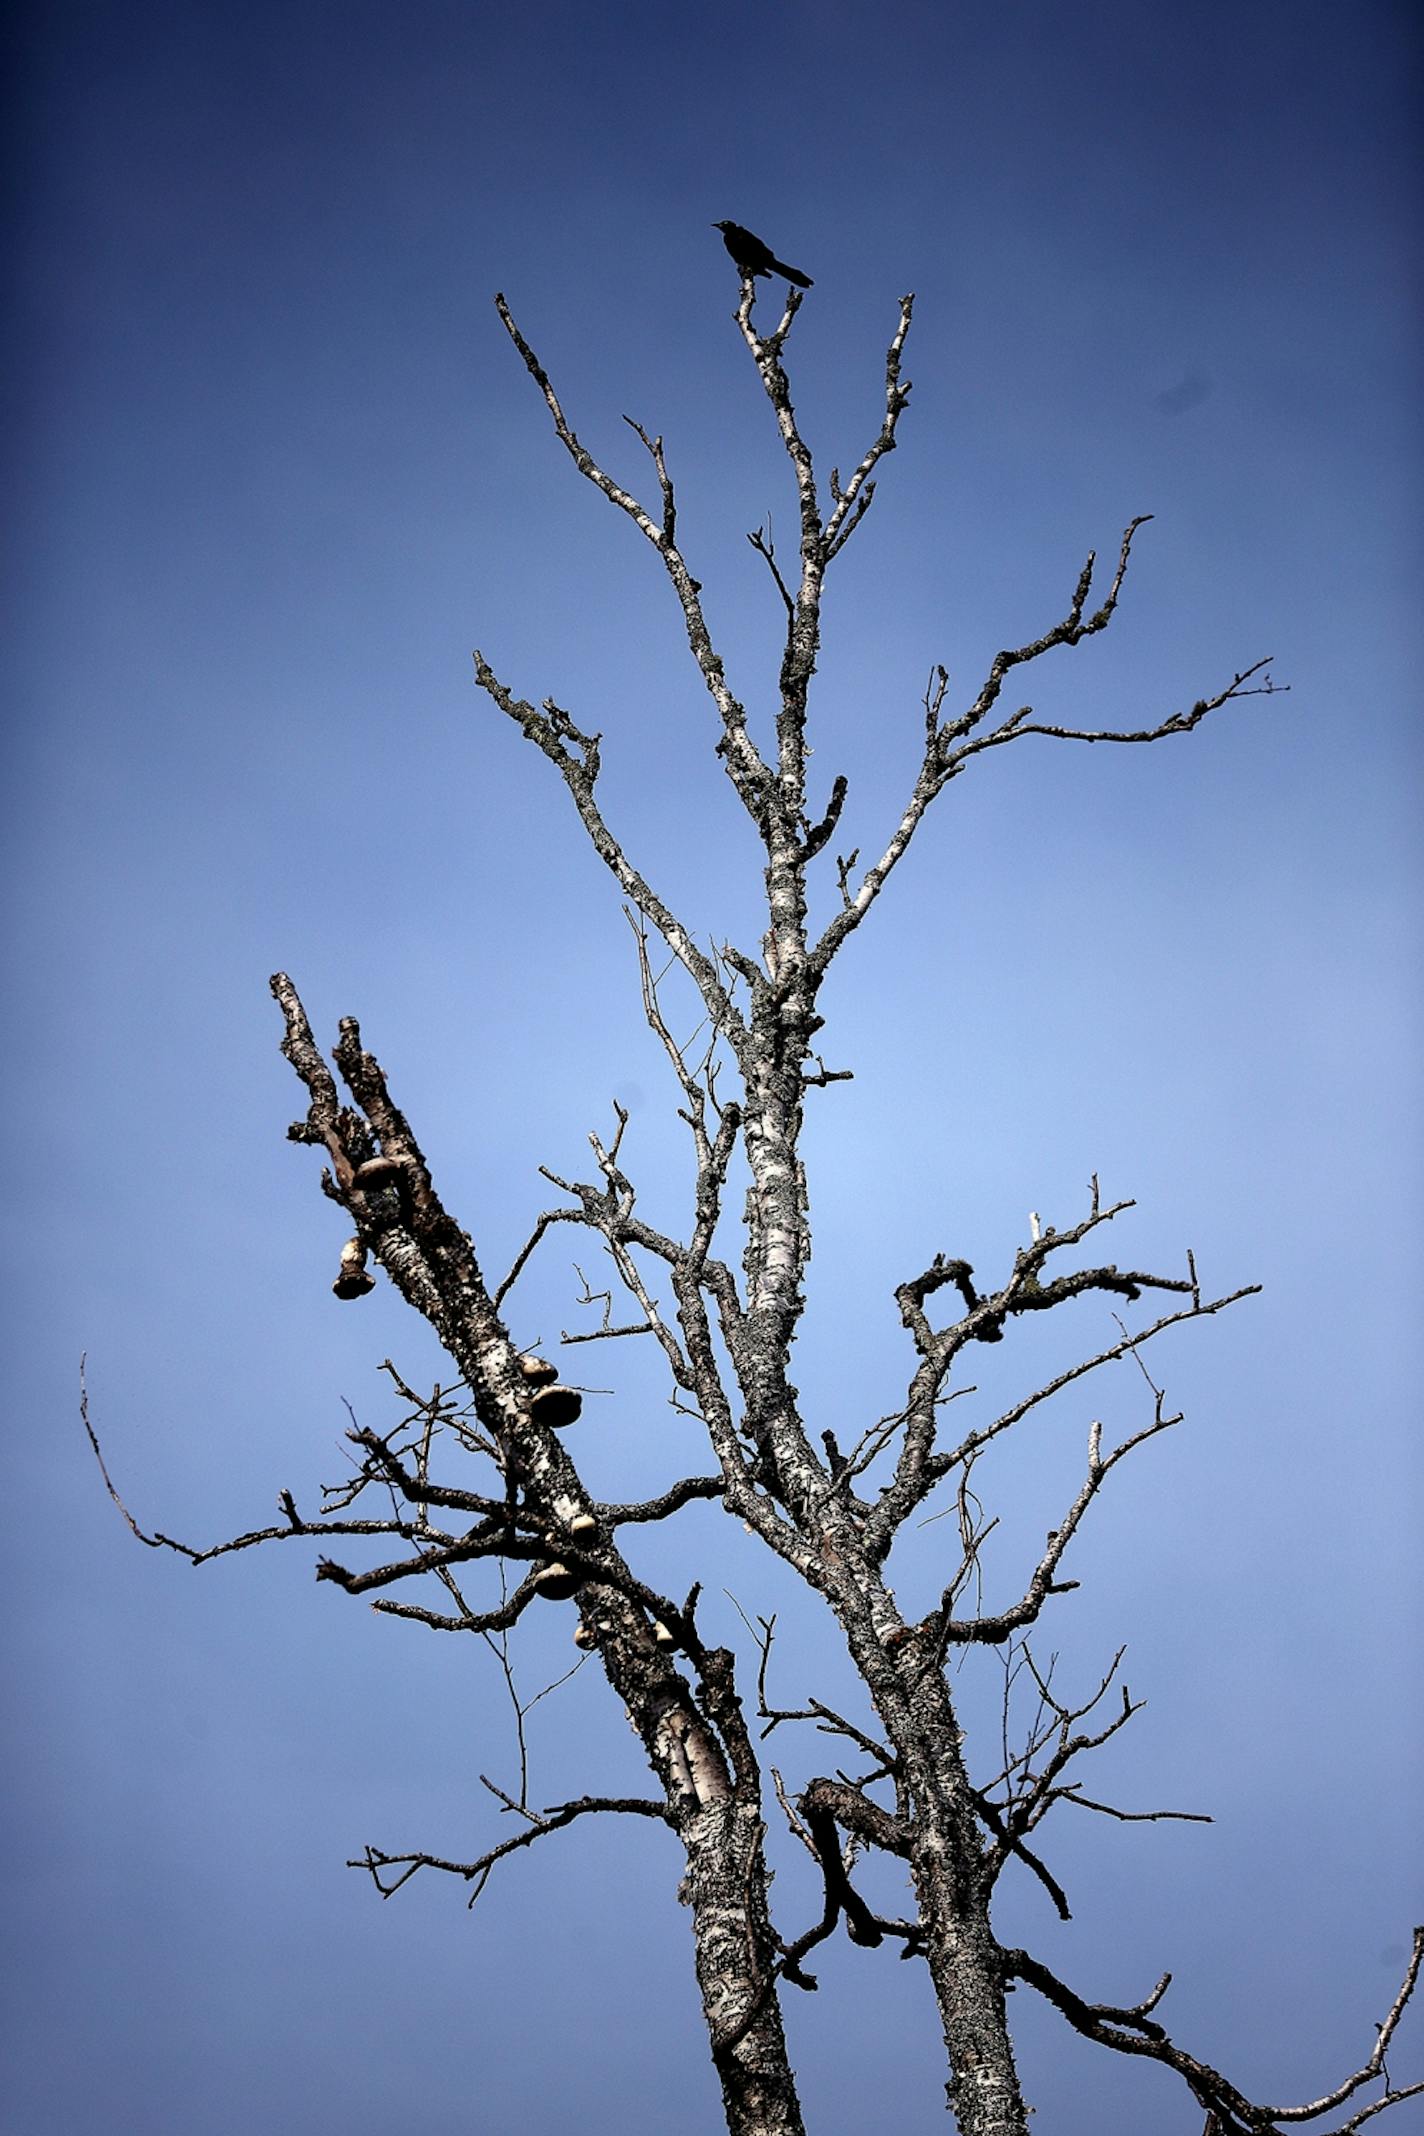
493, 294, 775, 827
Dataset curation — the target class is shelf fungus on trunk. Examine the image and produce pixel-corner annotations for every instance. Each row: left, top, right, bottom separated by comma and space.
518, 1351, 559, 1387
531, 1384, 583, 1427
533, 1561, 581, 1601
332, 1237, 375, 1300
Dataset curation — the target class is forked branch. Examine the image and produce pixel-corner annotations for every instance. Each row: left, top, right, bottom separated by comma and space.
1005, 1929, 1424, 2134
352, 1793, 673, 1905
493, 294, 774, 824
811, 521, 1281, 974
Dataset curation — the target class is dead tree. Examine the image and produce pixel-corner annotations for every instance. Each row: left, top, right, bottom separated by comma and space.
89, 269, 1421, 2136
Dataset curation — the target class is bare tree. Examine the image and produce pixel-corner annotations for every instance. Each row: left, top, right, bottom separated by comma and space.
88, 269, 1420, 2136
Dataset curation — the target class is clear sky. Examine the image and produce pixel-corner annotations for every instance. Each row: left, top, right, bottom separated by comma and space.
4, 2, 1420, 2130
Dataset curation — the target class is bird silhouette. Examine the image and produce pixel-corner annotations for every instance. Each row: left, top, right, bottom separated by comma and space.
713, 221, 813, 289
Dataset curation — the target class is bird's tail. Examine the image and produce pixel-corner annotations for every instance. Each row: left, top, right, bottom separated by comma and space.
775, 260, 814, 289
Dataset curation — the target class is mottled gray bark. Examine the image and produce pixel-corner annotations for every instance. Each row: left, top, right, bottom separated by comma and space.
266, 983, 807, 2136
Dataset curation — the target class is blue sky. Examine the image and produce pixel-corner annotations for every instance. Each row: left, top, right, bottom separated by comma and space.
4, 2, 1420, 2129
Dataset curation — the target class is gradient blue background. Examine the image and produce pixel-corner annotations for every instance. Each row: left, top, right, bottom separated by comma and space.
5, 2, 1420, 2129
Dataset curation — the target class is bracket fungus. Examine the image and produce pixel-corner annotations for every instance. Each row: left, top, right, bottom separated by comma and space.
332, 1238, 376, 1300
533, 1562, 581, 1602
531, 1385, 583, 1428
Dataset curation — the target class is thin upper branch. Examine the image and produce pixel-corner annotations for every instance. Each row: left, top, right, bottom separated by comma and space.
943, 516, 1157, 754
731, 286, 913, 816
978, 1647, 1210, 1911
944, 656, 1283, 766
823, 296, 915, 559
352, 1793, 673, 1904
941, 1404, 1180, 1644
810, 519, 1280, 975
471, 653, 748, 1051
869, 1191, 1257, 1553
494, 294, 775, 824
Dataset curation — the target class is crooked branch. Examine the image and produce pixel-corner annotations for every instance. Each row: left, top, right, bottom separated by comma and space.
352, 1794, 672, 1905
494, 294, 774, 824
1005, 1930, 1424, 2133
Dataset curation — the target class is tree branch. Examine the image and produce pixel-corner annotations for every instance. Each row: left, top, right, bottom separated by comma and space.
810, 523, 1280, 975
471, 653, 749, 1049
494, 293, 775, 825
1005, 1927, 1424, 2132
351, 1793, 673, 1904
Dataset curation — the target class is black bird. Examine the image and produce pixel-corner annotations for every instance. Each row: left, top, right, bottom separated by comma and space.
713, 221, 813, 289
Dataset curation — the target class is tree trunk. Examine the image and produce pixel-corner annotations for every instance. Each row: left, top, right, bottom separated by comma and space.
681, 1798, 808, 2136
911, 1817, 1028, 2136
836, 1593, 1030, 2136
